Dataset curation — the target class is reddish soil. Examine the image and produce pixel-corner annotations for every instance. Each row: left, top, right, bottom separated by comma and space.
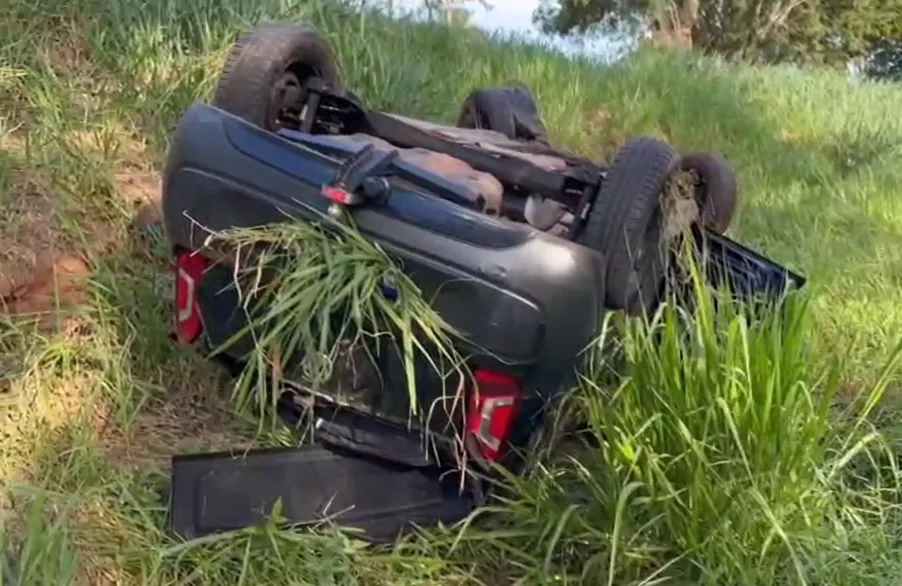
0, 182, 84, 316
0, 170, 161, 318
115, 170, 161, 210
1, 255, 90, 315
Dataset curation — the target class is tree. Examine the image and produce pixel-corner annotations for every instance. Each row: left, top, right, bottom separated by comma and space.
783, 0, 902, 66
534, 0, 696, 49
534, 0, 902, 67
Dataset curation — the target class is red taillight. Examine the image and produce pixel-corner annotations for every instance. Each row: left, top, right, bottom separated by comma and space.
174, 249, 208, 344
466, 369, 521, 462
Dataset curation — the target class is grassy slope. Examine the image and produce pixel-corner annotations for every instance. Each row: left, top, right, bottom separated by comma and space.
2, 0, 902, 584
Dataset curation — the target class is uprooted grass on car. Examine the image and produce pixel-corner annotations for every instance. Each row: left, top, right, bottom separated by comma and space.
4, 0, 902, 583
205, 218, 468, 441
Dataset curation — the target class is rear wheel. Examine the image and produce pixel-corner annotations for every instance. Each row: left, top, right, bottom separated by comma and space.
212, 23, 341, 131
456, 85, 549, 144
578, 138, 679, 315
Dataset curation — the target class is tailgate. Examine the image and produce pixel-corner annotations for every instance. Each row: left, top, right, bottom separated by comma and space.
169, 444, 474, 544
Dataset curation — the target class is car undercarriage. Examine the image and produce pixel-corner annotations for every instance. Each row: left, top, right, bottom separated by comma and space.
162, 22, 806, 542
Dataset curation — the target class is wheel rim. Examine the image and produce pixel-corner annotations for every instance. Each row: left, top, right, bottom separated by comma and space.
269, 70, 304, 129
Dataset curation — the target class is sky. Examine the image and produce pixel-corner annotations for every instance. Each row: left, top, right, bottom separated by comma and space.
391, 0, 541, 35
466, 0, 539, 33
389, 0, 631, 60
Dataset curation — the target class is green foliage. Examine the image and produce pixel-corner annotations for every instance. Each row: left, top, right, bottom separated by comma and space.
781, 0, 902, 66
535, 0, 902, 68
456, 257, 902, 584
1, 491, 79, 586
534, 0, 650, 35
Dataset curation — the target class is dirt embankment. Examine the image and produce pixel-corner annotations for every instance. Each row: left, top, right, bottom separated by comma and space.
0, 180, 88, 315
0, 170, 162, 318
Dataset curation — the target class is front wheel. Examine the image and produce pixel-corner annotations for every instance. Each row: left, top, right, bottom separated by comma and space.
578, 138, 679, 315
212, 23, 341, 131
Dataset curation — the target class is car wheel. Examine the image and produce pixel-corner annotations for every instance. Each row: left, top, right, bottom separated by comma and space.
457, 85, 549, 144
457, 88, 516, 138
504, 83, 550, 144
680, 151, 738, 234
212, 23, 341, 131
579, 138, 679, 315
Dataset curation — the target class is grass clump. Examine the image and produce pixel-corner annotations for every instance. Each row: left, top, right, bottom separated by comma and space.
205, 216, 466, 428
456, 273, 902, 585
1, 490, 79, 586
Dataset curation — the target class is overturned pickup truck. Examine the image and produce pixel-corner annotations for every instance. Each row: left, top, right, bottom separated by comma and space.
161, 23, 805, 542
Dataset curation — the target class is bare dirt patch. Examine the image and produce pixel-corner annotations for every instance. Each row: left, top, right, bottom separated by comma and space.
0, 186, 58, 298
120, 171, 166, 265
3, 255, 91, 316
119, 170, 162, 230
0, 169, 163, 317
0, 183, 91, 317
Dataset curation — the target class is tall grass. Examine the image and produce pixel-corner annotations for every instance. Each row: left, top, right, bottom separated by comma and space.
451, 267, 902, 585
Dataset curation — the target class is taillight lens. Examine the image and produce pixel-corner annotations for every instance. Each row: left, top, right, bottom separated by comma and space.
174, 249, 209, 344
466, 369, 521, 462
